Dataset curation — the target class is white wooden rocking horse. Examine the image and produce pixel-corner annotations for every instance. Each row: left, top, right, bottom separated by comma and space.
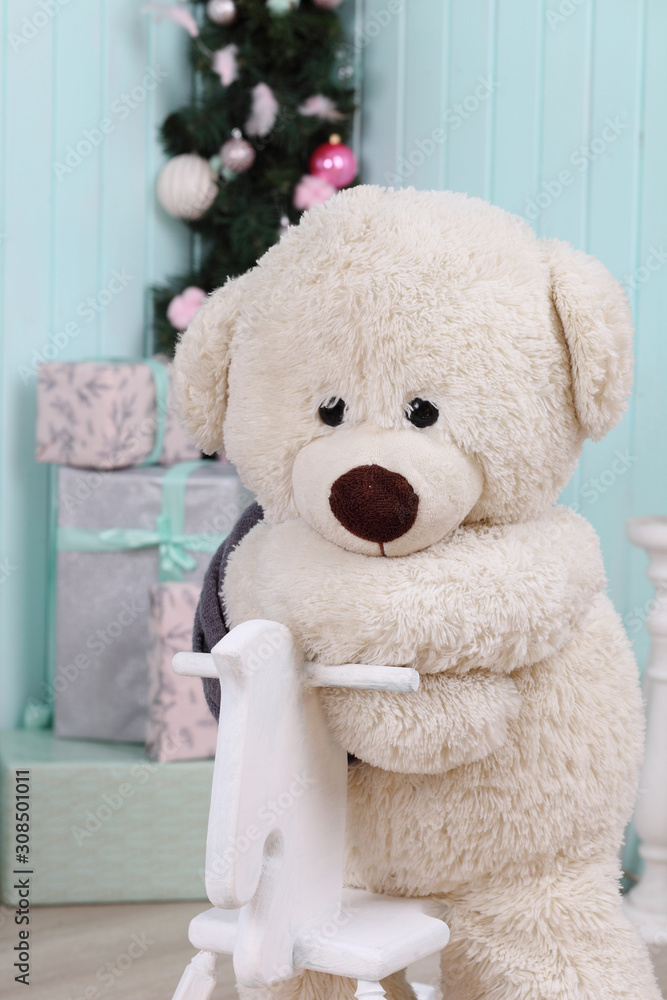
170, 619, 450, 1000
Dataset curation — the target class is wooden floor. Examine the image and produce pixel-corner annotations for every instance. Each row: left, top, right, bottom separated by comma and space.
0, 901, 441, 1000
1, 901, 665, 1000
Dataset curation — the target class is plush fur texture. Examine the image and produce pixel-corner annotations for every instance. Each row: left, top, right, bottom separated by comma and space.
173, 187, 657, 999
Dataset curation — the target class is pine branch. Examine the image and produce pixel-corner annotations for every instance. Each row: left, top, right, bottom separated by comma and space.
152, 0, 356, 355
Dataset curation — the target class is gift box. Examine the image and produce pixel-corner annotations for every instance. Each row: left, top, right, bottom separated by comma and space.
49, 461, 252, 743
0, 730, 211, 904
146, 582, 218, 762
36, 357, 201, 469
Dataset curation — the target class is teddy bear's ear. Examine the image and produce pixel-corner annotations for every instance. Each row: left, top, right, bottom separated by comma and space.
172, 274, 248, 455
542, 238, 634, 442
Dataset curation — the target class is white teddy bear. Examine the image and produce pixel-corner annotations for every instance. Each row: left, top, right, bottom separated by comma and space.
174, 186, 660, 1000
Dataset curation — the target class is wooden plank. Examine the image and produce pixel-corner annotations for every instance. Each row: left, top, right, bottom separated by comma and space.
574, 0, 646, 616
144, 11, 193, 354
400, 0, 448, 191
491, 0, 542, 216
358, 0, 404, 186
446, 0, 496, 199
102, 0, 154, 357
626, 0, 667, 670
0, 0, 55, 727
0, 0, 8, 717
538, 0, 591, 245
50, 0, 104, 358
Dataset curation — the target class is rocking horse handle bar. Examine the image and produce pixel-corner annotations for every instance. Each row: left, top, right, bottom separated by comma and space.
172, 651, 420, 693
301, 662, 419, 692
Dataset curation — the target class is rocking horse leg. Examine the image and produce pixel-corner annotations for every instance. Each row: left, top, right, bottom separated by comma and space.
355, 981, 386, 1000
171, 949, 219, 1000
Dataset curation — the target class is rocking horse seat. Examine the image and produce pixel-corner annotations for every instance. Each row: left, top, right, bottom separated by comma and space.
188, 888, 449, 982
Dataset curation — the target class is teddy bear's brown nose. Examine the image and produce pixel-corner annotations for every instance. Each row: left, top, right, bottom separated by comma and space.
329, 464, 419, 548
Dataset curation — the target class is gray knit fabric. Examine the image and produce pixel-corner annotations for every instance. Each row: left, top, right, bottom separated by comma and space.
193, 502, 264, 720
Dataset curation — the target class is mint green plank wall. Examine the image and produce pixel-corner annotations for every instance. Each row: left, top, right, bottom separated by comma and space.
358, 0, 665, 673
0, 2, 191, 728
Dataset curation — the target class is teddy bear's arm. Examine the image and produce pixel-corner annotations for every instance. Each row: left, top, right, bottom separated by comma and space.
318, 670, 522, 773
238, 511, 607, 679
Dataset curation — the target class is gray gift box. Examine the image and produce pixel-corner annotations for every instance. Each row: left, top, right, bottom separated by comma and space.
52, 462, 252, 743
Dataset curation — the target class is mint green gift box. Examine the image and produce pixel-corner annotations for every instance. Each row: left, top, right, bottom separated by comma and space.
0, 730, 212, 904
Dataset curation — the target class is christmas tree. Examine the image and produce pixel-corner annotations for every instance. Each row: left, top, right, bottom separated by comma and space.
150, 0, 358, 355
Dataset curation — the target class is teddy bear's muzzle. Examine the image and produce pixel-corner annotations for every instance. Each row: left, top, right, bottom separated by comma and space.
292, 425, 484, 557
329, 464, 419, 553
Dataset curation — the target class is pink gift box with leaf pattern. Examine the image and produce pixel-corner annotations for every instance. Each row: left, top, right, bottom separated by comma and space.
146, 582, 217, 762
36, 358, 201, 469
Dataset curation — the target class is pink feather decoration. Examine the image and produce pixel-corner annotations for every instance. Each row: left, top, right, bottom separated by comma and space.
167, 287, 207, 331
245, 83, 279, 138
141, 3, 199, 37
293, 174, 337, 210
298, 94, 344, 121
212, 44, 239, 86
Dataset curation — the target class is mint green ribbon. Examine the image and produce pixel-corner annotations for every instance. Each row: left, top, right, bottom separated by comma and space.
55, 523, 222, 580
55, 460, 224, 582
25, 460, 226, 730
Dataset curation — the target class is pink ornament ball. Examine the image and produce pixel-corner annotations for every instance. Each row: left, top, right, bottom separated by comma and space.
313, 0, 344, 7
308, 136, 357, 189
167, 287, 207, 331
220, 130, 256, 174
293, 174, 337, 210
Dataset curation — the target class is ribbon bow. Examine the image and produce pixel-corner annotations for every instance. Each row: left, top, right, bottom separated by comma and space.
156, 514, 199, 578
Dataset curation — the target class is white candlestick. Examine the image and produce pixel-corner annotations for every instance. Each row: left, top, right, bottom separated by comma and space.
624, 516, 667, 945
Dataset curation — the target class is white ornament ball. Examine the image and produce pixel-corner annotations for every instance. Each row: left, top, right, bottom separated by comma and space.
157, 154, 218, 220
206, 0, 237, 24
219, 130, 256, 173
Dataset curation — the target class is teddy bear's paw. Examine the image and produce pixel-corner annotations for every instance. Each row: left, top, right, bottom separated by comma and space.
319, 672, 522, 774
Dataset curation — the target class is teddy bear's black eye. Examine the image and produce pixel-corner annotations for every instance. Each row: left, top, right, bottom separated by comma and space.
319, 397, 346, 427
407, 398, 439, 428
